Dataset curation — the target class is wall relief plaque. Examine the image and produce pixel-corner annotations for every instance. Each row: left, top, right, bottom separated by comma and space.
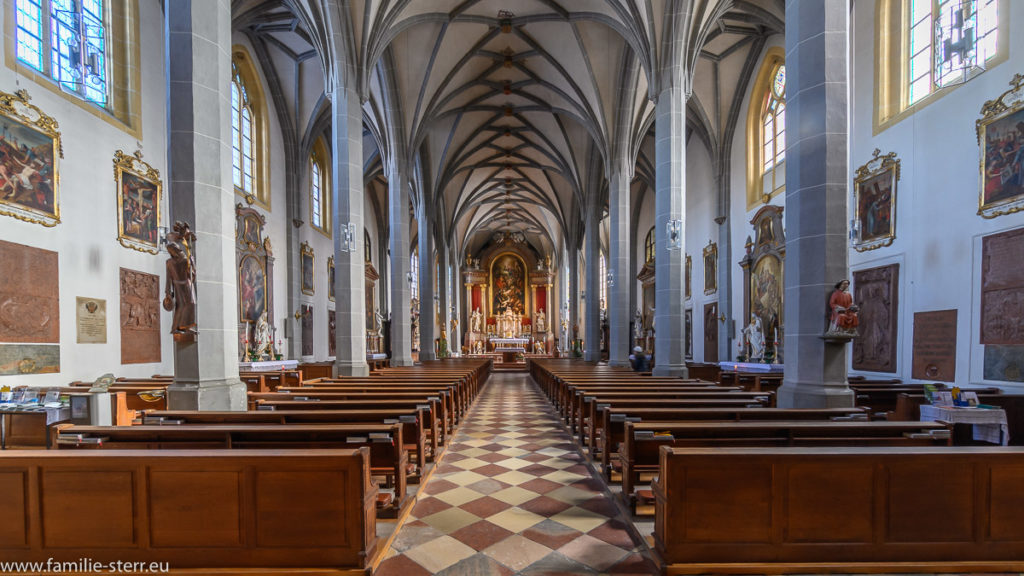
912, 310, 957, 382
852, 264, 899, 373
120, 268, 161, 364
981, 227, 1024, 345
0, 239, 59, 343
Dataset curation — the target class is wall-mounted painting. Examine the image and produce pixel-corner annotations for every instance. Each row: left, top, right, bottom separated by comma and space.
490, 252, 526, 315
979, 74, 1024, 219
703, 241, 717, 294
114, 150, 161, 253
0, 90, 61, 227
300, 241, 315, 295
852, 148, 899, 251
685, 254, 692, 300
328, 256, 335, 302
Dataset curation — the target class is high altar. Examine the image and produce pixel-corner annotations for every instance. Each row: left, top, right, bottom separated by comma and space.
462, 234, 555, 358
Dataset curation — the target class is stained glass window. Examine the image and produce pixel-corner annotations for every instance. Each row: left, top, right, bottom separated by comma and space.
599, 253, 607, 311
644, 227, 655, 263
310, 159, 322, 229
411, 249, 420, 302
761, 64, 786, 196
15, 0, 108, 106
908, 0, 998, 105
231, 62, 256, 196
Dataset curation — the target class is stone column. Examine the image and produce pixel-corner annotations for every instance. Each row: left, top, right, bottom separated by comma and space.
438, 244, 449, 354
569, 247, 580, 351
164, 0, 245, 410
716, 216, 733, 362
584, 208, 601, 362
388, 165, 414, 366
653, 86, 688, 377
777, 0, 854, 408
418, 220, 436, 361
607, 167, 631, 366
330, 78, 368, 376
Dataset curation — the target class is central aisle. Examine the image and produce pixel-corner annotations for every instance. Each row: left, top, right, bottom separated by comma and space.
375, 372, 658, 575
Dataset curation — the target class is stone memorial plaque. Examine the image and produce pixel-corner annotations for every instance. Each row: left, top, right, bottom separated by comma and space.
984, 345, 1024, 383
301, 304, 313, 357
981, 228, 1024, 345
0, 239, 59, 344
852, 264, 899, 373
912, 310, 957, 382
76, 297, 107, 344
120, 268, 161, 364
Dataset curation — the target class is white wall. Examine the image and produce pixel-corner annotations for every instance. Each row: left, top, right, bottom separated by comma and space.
0, 1, 170, 387
850, 0, 1024, 388
685, 138, 717, 362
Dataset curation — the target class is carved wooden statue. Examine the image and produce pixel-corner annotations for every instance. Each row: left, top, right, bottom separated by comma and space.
163, 221, 197, 342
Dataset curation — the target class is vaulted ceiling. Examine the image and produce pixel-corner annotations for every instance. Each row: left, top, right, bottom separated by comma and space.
233, 0, 785, 260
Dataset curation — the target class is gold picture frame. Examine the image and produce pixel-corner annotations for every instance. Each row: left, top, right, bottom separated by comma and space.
978, 73, 1024, 219
327, 256, 335, 302
703, 240, 718, 295
115, 150, 162, 254
0, 89, 61, 227
300, 241, 315, 295
852, 148, 899, 252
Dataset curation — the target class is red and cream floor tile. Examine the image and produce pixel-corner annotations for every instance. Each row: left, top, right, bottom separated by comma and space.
375, 373, 657, 575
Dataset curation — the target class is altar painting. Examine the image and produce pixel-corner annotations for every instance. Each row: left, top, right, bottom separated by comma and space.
750, 255, 783, 342
490, 253, 526, 315
238, 254, 266, 323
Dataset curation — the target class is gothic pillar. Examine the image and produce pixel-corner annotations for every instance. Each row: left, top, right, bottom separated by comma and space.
165, 0, 245, 410
330, 77, 368, 376
389, 165, 414, 366
653, 85, 688, 377
584, 208, 601, 362
607, 167, 631, 366
569, 246, 580, 350
777, 0, 854, 408
418, 220, 436, 361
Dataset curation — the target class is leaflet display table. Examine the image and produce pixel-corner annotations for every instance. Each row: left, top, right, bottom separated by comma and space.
239, 360, 299, 372
920, 404, 1008, 445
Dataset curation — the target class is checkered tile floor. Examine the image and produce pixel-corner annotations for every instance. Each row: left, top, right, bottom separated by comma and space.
375, 373, 657, 575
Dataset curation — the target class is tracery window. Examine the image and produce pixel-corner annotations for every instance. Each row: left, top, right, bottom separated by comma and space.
229, 48, 270, 208
644, 227, 655, 263
761, 63, 786, 198
411, 248, 419, 302
309, 138, 330, 236
15, 0, 108, 106
599, 253, 607, 311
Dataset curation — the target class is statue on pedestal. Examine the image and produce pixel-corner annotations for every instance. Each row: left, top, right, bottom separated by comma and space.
163, 221, 197, 342
253, 309, 272, 359
471, 307, 482, 333
743, 314, 765, 361
535, 309, 546, 333
827, 279, 860, 336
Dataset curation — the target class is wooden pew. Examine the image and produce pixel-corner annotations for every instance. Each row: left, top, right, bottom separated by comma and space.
654, 446, 1024, 572
575, 388, 766, 437
583, 396, 773, 454
562, 381, 725, 425
599, 406, 869, 478
253, 399, 442, 458
619, 420, 952, 503
55, 423, 410, 512
141, 407, 430, 471
248, 391, 452, 440
294, 379, 469, 419
0, 449, 377, 573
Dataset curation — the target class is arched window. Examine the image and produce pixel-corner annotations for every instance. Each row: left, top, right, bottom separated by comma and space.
876, 0, 1005, 130
599, 253, 607, 311
746, 49, 786, 209
16, 0, 108, 105
410, 248, 419, 302
230, 48, 270, 208
364, 229, 372, 262
644, 227, 655, 263
309, 138, 330, 236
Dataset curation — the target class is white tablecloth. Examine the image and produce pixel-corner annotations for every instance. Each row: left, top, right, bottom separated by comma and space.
239, 360, 299, 371
919, 404, 1009, 445
718, 362, 784, 373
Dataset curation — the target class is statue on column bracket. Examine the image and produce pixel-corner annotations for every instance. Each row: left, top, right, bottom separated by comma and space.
163, 221, 197, 343
826, 279, 860, 338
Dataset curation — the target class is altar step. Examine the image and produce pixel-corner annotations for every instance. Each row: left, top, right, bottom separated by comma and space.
492, 362, 528, 373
